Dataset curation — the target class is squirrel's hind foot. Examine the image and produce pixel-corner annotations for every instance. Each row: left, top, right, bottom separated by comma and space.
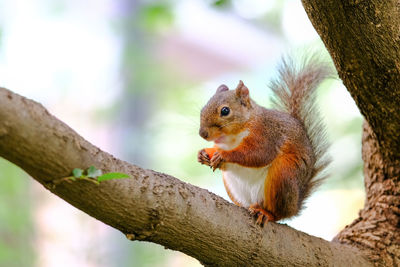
249, 203, 276, 226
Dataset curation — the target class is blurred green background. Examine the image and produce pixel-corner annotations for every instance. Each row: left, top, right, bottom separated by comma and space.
0, 0, 364, 266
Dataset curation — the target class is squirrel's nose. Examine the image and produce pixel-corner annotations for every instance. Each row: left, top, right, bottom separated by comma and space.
199, 128, 209, 139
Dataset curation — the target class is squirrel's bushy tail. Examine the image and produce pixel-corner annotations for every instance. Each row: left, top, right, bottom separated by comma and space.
270, 54, 333, 202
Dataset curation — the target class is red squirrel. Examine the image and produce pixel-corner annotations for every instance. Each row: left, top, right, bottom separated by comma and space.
197, 56, 332, 224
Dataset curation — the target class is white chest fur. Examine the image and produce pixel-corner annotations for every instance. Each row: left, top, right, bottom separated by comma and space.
222, 163, 269, 208
215, 130, 249, 151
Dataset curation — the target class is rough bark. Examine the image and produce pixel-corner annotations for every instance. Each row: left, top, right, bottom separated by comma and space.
0, 87, 372, 266
334, 122, 399, 266
302, 0, 400, 157
302, 1, 400, 266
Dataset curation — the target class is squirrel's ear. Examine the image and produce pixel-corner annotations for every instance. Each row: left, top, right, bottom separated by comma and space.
235, 80, 251, 107
216, 84, 229, 93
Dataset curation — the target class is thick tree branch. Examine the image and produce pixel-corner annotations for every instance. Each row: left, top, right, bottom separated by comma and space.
0, 87, 372, 266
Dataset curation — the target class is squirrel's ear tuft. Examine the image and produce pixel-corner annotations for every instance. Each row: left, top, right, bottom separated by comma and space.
235, 80, 251, 106
216, 84, 229, 93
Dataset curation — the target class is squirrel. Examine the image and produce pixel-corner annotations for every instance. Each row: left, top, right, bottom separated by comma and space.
197, 56, 332, 225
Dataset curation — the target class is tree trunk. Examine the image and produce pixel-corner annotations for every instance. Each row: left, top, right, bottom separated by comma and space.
334, 122, 400, 266
302, 1, 400, 266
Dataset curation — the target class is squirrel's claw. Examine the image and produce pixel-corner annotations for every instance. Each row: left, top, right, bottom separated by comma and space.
210, 152, 224, 171
198, 149, 211, 166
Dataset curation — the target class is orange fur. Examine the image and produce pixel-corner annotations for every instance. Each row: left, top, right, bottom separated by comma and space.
219, 120, 278, 168
264, 142, 299, 220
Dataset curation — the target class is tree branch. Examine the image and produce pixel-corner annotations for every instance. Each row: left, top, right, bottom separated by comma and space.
0, 87, 372, 265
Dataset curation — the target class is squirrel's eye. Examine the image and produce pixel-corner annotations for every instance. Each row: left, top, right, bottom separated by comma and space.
220, 106, 230, 116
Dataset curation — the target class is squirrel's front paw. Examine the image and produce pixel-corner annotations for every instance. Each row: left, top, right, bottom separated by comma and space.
210, 151, 224, 171
198, 149, 211, 166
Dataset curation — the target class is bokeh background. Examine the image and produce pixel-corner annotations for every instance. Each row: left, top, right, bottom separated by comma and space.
0, 0, 364, 266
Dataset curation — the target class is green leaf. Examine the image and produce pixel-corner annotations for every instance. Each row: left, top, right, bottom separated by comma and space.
87, 166, 102, 178
97, 172, 130, 182
72, 168, 83, 178
213, 0, 230, 7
